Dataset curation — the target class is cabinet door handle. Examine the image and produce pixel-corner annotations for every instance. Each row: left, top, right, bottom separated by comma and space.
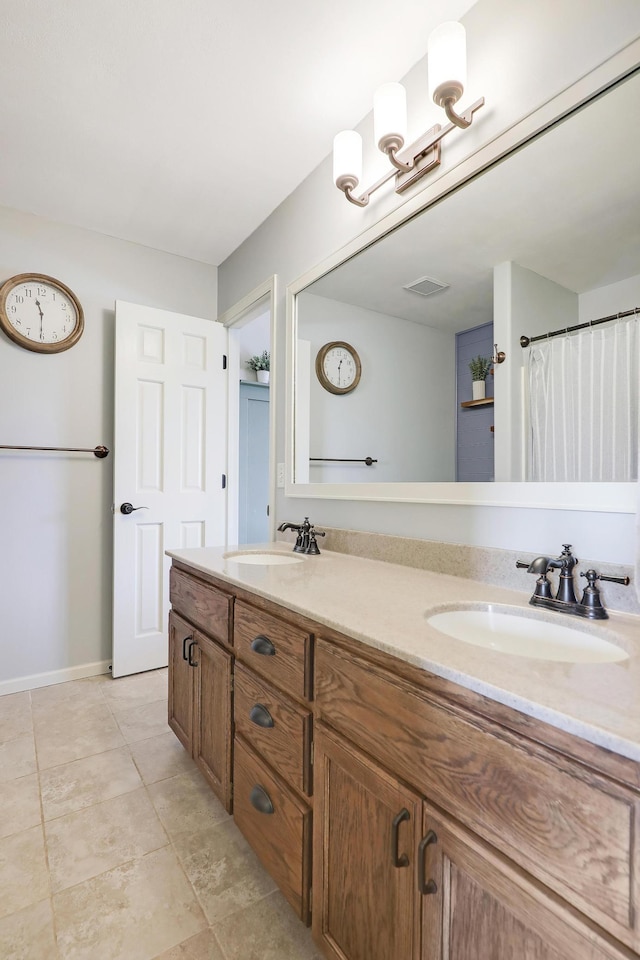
418, 830, 438, 895
249, 784, 274, 815
187, 639, 199, 667
249, 703, 275, 728
391, 808, 410, 867
250, 635, 276, 657
182, 635, 193, 661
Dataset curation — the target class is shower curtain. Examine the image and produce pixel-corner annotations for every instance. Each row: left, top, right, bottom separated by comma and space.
527, 316, 639, 483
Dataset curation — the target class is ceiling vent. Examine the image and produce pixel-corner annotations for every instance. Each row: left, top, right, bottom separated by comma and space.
403, 276, 449, 297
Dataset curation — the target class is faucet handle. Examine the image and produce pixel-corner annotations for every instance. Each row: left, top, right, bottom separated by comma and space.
515, 561, 530, 569
581, 570, 630, 586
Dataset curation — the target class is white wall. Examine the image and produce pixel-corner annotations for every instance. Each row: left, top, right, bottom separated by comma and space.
579, 273, 640, 321
218, 0, 640, 566
0, 206, 217, 690
237, 308, 270, 380
299, 294, 455, 482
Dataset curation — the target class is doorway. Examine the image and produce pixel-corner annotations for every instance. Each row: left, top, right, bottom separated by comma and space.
219, 277, 278, 546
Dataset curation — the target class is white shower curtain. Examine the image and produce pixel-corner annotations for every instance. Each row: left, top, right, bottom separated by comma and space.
527, 316, 639, 482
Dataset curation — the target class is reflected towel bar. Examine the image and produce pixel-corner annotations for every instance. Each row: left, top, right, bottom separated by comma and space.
0, 444, 110, 458
310, 457, 377, 466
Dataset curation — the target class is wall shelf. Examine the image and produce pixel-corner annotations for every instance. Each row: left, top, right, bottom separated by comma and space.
460, 398, 494, 408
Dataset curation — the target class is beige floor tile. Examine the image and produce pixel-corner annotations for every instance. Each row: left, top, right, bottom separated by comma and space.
147, 770, 229, 841
54, 846, 206, 960
0, 774, 41, 839
110, 699, 170, 744
214, 891, 321, 960
0, 826, 50, 920
0, 693, 32, 745
40, 745, 142, 821
45, 787, 168, 892
101, 669, 168, 711
172, 820, 276, 924
30, 676, 107, 709
130, 731, 196, 784
35, 707, 125, 770
152, 929, 225, 960
0, 735, 36, 784
0, 898, 57, 960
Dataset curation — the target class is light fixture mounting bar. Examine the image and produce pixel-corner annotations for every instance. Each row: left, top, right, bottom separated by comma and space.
343, 97, 485, 207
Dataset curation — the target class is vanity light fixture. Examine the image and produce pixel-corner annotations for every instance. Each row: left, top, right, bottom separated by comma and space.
333, 21, 485, 207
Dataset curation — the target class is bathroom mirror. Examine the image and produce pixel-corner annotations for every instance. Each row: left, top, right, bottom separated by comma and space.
288, 65, 639, 511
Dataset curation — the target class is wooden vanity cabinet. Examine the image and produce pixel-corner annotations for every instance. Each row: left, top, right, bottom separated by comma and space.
168, 569, 233, 812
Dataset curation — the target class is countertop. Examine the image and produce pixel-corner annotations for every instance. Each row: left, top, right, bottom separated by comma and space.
166, 543, 640, 763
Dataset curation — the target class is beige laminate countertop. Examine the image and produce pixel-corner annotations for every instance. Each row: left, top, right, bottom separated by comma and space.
167, 543, 640, 763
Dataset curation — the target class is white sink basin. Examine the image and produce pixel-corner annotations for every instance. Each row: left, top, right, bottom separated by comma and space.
223, 551, 303, 566
426, 606, 628, 663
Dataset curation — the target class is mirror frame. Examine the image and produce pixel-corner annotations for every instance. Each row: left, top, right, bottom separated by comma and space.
285, 44, 640, 513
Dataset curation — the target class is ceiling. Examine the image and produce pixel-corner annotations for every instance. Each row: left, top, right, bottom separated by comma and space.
0, 0, 477, 266
305, 71, 640, 331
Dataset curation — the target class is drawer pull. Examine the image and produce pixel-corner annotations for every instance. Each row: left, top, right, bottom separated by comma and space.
187, 639, 199, 667
418, 830, 438, 895
249, 703, 275, 728
391, 808, 410, 868
250, 635, 276, 657
182, 635, 193, 661
249, 784, 275, 815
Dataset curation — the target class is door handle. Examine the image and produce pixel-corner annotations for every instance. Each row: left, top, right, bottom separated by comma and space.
187, 639, 199, 667
120, 502, 149, 515
418, 830, 438, 895
182, 635, 193, 661
391, 808, 410, 867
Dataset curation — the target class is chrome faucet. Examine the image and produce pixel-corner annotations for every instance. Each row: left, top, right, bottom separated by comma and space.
516, 544, 629, 620
277, 517, 326, 555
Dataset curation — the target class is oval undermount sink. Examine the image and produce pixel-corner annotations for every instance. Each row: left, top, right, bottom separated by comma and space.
426, 606, 628, 663
223, 551, 303, 566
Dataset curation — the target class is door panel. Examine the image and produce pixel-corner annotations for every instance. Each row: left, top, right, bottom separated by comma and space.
113, 301, 227, 677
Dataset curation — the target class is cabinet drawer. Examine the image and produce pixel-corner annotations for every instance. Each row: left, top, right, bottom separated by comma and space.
234, 600, 312, 701
170, 566, 232, 646
233, 737, 312, 923
234, 664, 312, 796
315, 639, 640, 952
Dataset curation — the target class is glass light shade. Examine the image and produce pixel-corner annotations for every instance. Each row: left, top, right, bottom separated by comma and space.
333, 130, 362, 186
373, 82, 407, 148
428, 21, 467, 100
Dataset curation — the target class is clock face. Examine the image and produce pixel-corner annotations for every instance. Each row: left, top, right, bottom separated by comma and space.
316, 341, 361, 395
0, 274, 84, 353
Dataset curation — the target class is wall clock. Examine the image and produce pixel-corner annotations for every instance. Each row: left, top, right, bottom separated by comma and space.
315, 341, 361, 395
0, 273, 84, 353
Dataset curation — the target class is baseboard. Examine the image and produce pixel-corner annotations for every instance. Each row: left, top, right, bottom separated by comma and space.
0, 660, 111, 697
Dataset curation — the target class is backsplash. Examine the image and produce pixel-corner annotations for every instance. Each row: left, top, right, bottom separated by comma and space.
279, 526, 639, 617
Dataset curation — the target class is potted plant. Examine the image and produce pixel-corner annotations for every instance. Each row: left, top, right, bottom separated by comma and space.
468, 355, 492, 400
246, 350, 270, 384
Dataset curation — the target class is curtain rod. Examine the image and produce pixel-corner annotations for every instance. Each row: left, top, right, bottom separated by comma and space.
520, 306, 639, 348
0, 444, 110, 458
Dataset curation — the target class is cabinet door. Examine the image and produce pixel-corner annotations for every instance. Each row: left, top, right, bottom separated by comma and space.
193, 631, 233, 812
168, 611, 195, 753
313, 724, 423, 960
420, 803, 630, 960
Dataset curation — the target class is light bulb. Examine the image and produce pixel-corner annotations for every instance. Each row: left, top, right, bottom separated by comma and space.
373, 82, 407, 154
428, 21, 467, 107
333, 130, 362, 192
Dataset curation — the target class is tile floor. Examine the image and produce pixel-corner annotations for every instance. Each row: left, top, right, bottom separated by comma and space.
0, 669, 322, 960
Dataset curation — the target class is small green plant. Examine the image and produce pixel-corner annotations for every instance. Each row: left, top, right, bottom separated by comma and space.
245, 350, 270, 372
468, 355, 492, 381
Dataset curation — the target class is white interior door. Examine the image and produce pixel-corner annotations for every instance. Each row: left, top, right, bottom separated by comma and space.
112, 301, 227, 678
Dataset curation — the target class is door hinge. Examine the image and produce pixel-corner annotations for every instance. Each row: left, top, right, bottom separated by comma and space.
266, 504, 270, 517
222, 474, 227, 489
222, 354, 227, 370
